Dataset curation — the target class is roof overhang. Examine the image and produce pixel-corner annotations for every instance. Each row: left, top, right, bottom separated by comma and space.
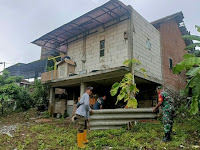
32, 0, 130, 53
151, 11, 193, 47
151, 11, 184, 28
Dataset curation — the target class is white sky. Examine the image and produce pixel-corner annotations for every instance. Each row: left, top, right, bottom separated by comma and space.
0, 0, 199, 71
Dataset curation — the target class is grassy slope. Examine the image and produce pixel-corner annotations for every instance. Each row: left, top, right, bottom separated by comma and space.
0, 108, 199, 150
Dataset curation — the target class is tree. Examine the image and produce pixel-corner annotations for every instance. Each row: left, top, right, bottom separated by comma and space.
30, 79, 49, 110
110, 59, 146, 108
182, 25, 200, 56
0, 70, 33, 114
173, 25, 200, 114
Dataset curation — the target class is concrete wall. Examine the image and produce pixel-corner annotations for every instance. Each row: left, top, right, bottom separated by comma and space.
67, 20, 129, 74
131, 8, 162, 82
64, 9, 162, 83
157, 19, 187, 91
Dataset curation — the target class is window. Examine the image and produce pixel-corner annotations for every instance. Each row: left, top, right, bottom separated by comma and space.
146, 39, 151, 50
100, 40, 105, 57
169, 58, 173, 69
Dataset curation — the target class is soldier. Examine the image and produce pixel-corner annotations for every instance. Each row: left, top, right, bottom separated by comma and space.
75, 86, 93, 148
153, 86, 175, 142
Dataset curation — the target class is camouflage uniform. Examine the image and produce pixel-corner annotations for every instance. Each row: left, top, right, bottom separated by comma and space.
160, 92, 175, 133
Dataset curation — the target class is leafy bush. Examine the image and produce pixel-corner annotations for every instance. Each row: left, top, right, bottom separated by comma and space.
0, 70, 33, 113
15, 87, 33, 111
30, 79, 48, 111
42, 111, 50, 118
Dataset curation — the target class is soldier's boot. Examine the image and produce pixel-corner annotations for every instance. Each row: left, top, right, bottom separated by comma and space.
83, 129, 89, 144
77, 132, 86, 148
162, 132, 171, 142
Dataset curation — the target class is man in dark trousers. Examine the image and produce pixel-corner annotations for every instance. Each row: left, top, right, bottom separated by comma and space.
75, 87, 93, 148
93, 95, 106, 110
153, 86, 175, 142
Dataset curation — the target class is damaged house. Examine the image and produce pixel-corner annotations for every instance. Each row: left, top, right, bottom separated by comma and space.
32, 0, 190, 129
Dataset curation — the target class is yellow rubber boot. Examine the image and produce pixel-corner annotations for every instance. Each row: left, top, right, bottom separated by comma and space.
77, 132, 86, 148
83, 129, 89, 144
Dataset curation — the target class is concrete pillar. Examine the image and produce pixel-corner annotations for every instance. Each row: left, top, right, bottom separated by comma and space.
80, 82, 87, 98
81, 36, 87, 71
49, 87, 55, 115
127, 6, 135, 84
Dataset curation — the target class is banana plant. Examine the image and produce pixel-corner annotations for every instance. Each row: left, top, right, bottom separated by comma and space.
173, 25, 200, 114
182, 25, 200, 55
110, 58, 146, 108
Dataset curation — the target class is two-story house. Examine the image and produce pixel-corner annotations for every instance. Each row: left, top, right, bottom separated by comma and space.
32, 0, 163, 116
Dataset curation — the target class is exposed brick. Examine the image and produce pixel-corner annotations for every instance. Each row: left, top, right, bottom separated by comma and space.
156, 19, 187, 91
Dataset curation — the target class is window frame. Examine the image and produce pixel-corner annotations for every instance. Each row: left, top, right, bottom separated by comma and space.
146, 39, 151, 50
169, 57, 173, 70
100, 40, 105, 57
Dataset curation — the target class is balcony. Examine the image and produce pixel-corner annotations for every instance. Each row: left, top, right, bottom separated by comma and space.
41, 70, 58, 82
41, 58, 75, 83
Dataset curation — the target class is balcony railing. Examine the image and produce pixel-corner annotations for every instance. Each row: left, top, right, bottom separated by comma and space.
41, 70, 58, 82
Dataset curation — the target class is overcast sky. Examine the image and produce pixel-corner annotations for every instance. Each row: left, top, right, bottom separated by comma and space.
0, 0, 199, 71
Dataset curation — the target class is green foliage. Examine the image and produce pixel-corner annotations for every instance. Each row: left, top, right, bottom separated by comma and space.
182, 25, 200, 51
15, 87, 33, 111
173, 55, 200, 74
42, 111, 50, 118
173, 54, 200, 114
182, 35, 200, 42
110, 58, 146, 108
194, 50, 200, 57
173, 26, 200, 115
0, 70, 33, 112
110, 82, 120, 96
30, 79, 48, 110
88, 107, 200, 149
182, 25, 200, 56
190, 96, 199, 114
0, 107, 200, 149
46, 66, 54, 72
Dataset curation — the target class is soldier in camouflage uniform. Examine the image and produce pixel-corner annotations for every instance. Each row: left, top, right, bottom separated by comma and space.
153, 86, 175, 142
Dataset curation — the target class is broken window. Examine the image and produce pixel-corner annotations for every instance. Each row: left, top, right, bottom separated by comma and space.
169, 58, 173, 69
100, 40, 105, 57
